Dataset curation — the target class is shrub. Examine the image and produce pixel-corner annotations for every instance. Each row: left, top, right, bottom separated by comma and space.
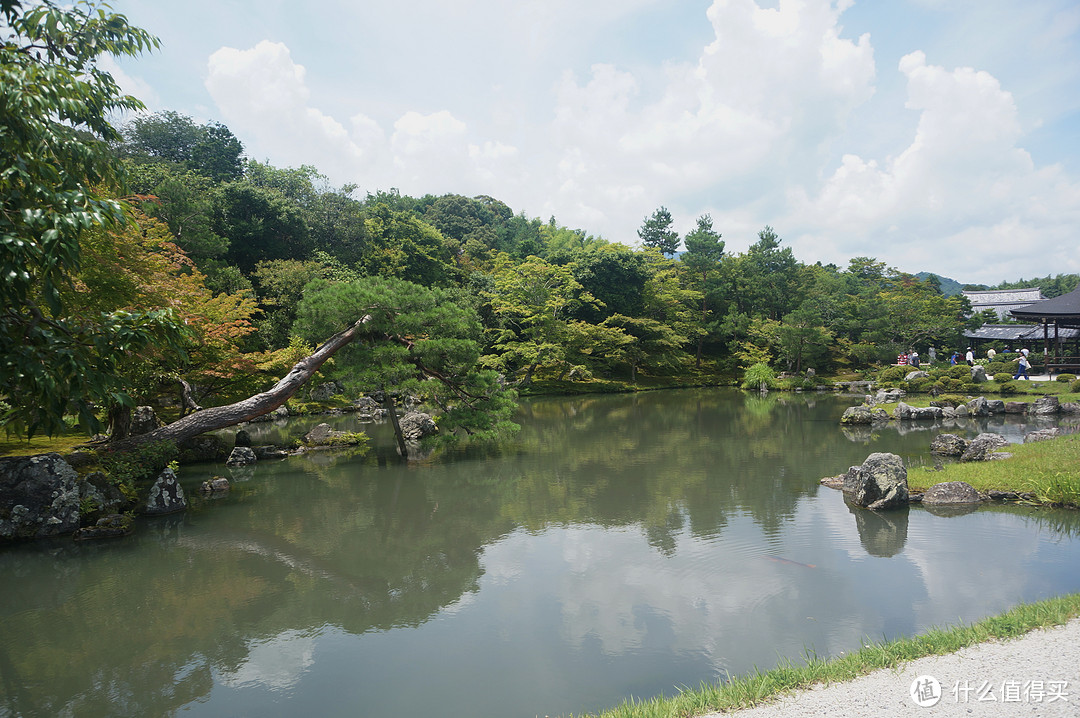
906, 377, 932, 393
994, 372, 1014, 383
948, 365, 971, 380
986, 361, 1009, 376
1056, 373, 1077, 383
1071, 379, 1080, 393
997, 380, 1018, 395
741, 363, 777, 390
878, 366, 905, 383
96, 440, 179, 500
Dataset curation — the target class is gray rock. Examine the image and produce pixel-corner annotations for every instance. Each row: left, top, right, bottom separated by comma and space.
966, 396, 990, 417
79, 470, 128, 517
0, 453, 82, 540
200, 476, 230, 493
1061, 402, 1080, 414
974, 433, 1009, 449
225, 446, 257, 466
986, 399, 1005, 414
840, 405, 889, 425
308, 381, 343, 402
941, 407, 957, 419
178, 434, 228, 463
843, 452, 909, 510
130, 406, 162, 436
961, 434, 1007, 462
73, 513, 134, 541
874, 388, 906, 404
144, 467, 187, 515
1004, 401, 1028, 414
923, 481, 982, 505
1032, 396, 1060, 415
234, 429, 252, 447
400, 412, 438, 441
971, 365, 987, 383
304, 423, 333, 445
252, 445, 290, 460
904, 371, 930, 382
894, 402, 943, 420
954, 404, 969, 416
1024, 428, 1061, 443
930, 433, 969, 457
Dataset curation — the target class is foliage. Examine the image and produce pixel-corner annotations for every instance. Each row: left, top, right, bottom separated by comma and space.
1056, 373, 1076, 383
637, 206, 679, 256
96, 440, 178, 499
741, 362, 777, 390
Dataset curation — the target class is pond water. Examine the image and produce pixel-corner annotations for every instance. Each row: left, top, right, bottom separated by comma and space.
2, 389, 1080, 718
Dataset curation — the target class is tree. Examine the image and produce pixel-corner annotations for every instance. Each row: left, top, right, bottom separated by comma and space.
637, 206, 680, 256
1, 0, 185, 436
216, 181, 311, 271
121, 111, 244, 182
680, 214, 725, 367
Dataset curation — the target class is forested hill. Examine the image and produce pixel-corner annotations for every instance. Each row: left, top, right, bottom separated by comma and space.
915, 272, 965, 296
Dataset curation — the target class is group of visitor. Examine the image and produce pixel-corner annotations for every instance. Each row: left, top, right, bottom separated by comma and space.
928, 346, 1035, 380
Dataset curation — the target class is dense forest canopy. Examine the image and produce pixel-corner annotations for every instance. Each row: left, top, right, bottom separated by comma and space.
2, 0, 1076, 441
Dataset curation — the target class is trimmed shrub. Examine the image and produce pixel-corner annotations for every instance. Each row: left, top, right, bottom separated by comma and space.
879, 366, 905, 383
986, 361, 1009, 376
1056, 373, 1077, 383
906, 377, 933, 393
948, 365, 971, 380
994, 372, 1013, 383
997, 380, 1018, 395
1071, 379, 1080, 393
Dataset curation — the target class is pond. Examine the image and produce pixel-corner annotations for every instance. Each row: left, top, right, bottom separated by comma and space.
2, 389, 1080, 718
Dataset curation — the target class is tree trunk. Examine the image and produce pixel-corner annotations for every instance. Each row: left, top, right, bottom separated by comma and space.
178, 378, 202, 417
112, 315, 371, 450
383, 393, 409, 459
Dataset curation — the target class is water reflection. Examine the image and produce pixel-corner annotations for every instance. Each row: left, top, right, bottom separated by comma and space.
2, 389, 1079, 718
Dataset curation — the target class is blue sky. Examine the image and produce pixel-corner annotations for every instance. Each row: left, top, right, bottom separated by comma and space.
105, 0, 1080, 285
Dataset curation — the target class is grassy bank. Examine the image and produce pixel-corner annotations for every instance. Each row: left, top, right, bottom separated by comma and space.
908, 433, 1080, 506
575, 592, 1080, 718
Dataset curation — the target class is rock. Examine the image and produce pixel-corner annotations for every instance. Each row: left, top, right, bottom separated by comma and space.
954, 404, 969, 417
0, 453, 82, 540
200, 476, 230, 493
1060, 402, 1080, 414
73, 513, 134, 541
923, 481, 982, 505
930, 433, 969, 457
178, 434, 228, 463
1004, 401, 1028, 414
144, 467, 187, 516
874, 388, 906, 404
304, 423, 333, 445
971, 365, 987, 383
129, 406, 163, 436
966, 396, 990, 417
234, 429, 252, 447
308, 381, 343, 402
1032, 396, 1060, 415
820, 475, 844, 490
840, 405, 888, 425
399, 412, 438, 441
843, 452, 909, 510
904, 371, 930, 382
988, 490, 1022, 501
986, 399, 1005, 414
252, 445, 290, 460
225, 446, 257, 466
1024, 428, 1061, 443
79, 470, 128, 518
894, 402, 943, 420
960, 434, 1007, 462
941, 407, 957, 419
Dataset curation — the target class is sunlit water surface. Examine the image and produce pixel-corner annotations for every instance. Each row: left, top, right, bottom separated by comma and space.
2, 389, 1079, 718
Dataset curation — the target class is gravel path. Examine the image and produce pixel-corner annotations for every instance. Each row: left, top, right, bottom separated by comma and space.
704, 619, 1080, 717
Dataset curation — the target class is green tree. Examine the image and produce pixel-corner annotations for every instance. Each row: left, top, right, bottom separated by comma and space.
121, 111, 243, 181
294, 277, 519, 453
637, 206, 680, 256
0, 0, 185, 436
216, 180, 311, 271
680, 214, 725, 367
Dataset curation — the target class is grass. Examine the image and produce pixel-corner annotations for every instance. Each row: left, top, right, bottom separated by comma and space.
572, 592, 1080, 718
0, 430, 94, 457
908, 431, 1080, 506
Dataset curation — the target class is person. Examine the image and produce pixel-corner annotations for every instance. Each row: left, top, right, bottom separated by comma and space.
965, 347, 975, 366
949, 352, 959, 366
911, 351, 920, 369
1014, 353, 1031, 380
1021, 347, 1030, 359
897, 352, 908, 366
987, 348, 996, 360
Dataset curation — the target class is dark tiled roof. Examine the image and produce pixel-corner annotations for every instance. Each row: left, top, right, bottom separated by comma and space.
1009, 287, 1080, 325
964, 324, 1080, 341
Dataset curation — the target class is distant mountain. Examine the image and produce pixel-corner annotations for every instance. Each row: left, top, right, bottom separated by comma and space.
915, 272, 971, 297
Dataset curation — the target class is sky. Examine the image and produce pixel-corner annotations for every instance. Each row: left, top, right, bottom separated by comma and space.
103, 0, 1080, 286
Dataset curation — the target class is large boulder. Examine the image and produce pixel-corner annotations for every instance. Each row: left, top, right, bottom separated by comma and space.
400, 412, 438, 441
970, 365, 987, 383
79, 470, 128, 518
840, 405, 888, 425
0, 453, 82, 540
904, 371, 930, 382
1061, 402, 1080, 414
144, 467, 187, 515
843, 452, 909, 510
304, 423, 333, 445
1004, 401, 1028, 414
129, 406, 163, 436
986, 399, 1005, 414
874, 388, 906, 404
930, 433, 969, 457
923, 481, 982, 505
1031, 396, 1060, 415
1024, 428, 1061, 443
225, 446, 257, 466
966, 396, 990, 417
308, 381, 343, 402
960, 433, 1008, 462
178, 434, 229, 463
894, 402, 943, 420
